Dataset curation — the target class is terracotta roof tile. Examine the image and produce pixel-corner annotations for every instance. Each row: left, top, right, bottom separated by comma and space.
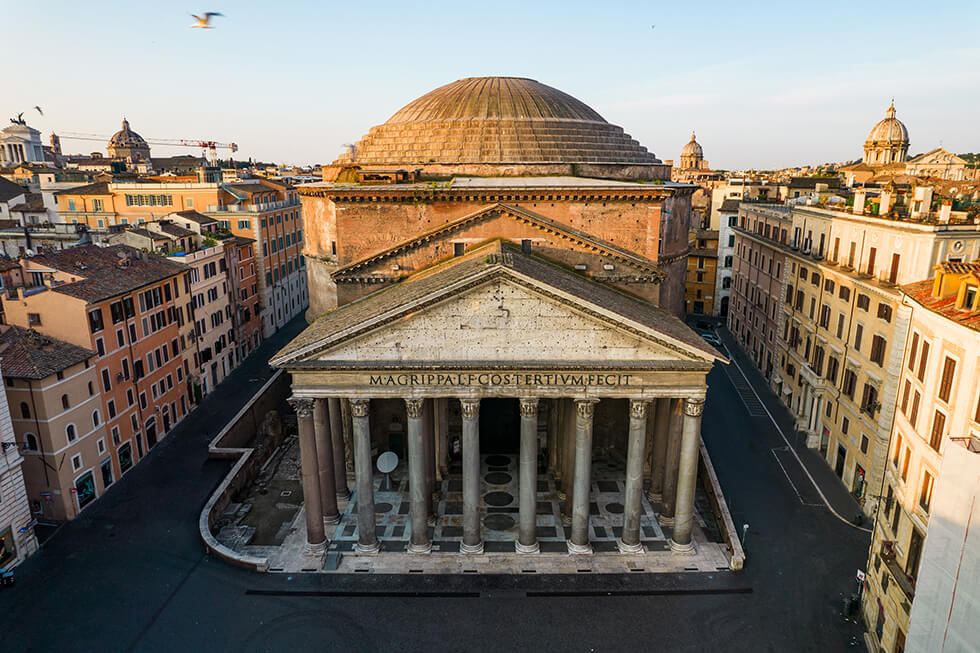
0, 325, 95, 379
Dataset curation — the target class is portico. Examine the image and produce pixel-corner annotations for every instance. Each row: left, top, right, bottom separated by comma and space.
272, 242, 723, 563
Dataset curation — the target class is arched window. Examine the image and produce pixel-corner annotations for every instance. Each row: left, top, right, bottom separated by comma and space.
92, 410, 101, 427
62, 394, 70, 410
66, 424, 77, 442
88, 381, 95, 396
24, 433, 38, 451
20, 402, 30, 419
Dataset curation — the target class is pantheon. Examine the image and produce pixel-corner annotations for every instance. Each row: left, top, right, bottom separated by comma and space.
271, 77, 731, 566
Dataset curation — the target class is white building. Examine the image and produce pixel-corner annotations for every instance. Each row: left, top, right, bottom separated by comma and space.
0, 362, 40, 569
0, 121, 45, 166
713, 198, 740, 318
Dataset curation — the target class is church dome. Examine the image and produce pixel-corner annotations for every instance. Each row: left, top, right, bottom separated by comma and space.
334, 77, 662, 169
109, 119, 148, 148
681, 132, 703, 157
866, 103, 908, 144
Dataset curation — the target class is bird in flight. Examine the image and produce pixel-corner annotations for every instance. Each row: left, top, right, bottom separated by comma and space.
190, 12, 223, 29
34, 106, 43, 116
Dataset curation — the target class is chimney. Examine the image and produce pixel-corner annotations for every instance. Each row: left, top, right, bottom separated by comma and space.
853, 190, 866, 215
879, 190, 892, 216
938, 199, 952, 223
911, 186, 934, 219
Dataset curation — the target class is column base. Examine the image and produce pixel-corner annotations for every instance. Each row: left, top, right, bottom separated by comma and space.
668, 538, 697, 554
304, 539, 327, 556
515, 540, 540, 554
567, 540, 593, 555
407, 541, 432, 554
460, 540, 484, 555
646, 491, 662, 503
426, 515, 438, 527
336, 489, 352, 501
323, 514, 341, 525
659, 515, 674, 526
616, 539, 644, 554
355, 540, 381, 554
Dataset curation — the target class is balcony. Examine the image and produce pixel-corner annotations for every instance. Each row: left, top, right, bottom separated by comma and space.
880, 542, 916, 601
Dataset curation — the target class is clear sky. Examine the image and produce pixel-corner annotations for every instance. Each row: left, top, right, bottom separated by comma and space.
4, 0, 979, 169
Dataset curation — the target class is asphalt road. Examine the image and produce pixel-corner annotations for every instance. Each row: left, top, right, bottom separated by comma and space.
0, 317, 869, 652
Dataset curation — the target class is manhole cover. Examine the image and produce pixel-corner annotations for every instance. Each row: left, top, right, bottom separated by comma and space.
485, 472, 512, 485
605, 502, 624, 514
485, 491, 514, 507
375, 502, 393, 513
485, 455, 511, 467
484, 514, 515, 531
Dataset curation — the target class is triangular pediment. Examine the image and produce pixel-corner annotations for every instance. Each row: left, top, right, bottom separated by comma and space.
331, 202, 663, 281
273, 244, 721, 368
909, 147, 965, 165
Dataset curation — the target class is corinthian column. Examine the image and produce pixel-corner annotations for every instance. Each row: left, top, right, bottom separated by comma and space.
350, 398, 380, 554
516, 398, 540, 554
618, 400, 649, 554
460, 398, 483, 554
670, 397, 704, 553
289, 397, 326, 555
405, 398, 431, 553
328, 398, 350, 499
313, 398, 340, 524
568, 399, 598, 555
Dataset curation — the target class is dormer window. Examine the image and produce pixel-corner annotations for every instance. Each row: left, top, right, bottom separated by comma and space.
962, 284, 978, 311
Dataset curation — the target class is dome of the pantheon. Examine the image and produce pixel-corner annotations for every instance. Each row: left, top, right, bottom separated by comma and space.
332, 77, 664, 174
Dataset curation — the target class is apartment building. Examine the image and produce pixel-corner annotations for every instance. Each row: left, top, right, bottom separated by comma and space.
0, 360, 38, 568
1, 325, 109, 522
862, 262, 980, 653
229, 236, 262, 359
713, 199, 739, 318
4, 245, 191, 481
209, 180, 308, 336
169, 243, 235, 396
55, 176, 308, 338
730, 200, 980, 515
686, 229, 718, 316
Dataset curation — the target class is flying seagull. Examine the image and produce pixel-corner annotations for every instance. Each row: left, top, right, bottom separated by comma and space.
34, 106, 43, 116
190, 12, 223, 28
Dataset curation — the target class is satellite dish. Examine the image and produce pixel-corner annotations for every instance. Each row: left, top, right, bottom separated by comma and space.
377, 451, 398, 474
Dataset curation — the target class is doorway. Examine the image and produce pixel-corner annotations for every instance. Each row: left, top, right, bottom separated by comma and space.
146, 418, 158, 448
835, 444, 847, 478
479, 398, 520, 454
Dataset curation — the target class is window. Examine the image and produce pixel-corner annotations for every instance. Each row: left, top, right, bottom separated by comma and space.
842, 369, 857, 399
824, 279, 835, 293
839, 286, 850, 302
853, 324, 863, 350
917, 341, 930, 381
826, 357, 840, 384
892, 434, 903, 466
107, 400, 116, 419
901, 379, 911, 415
938, 356, 956, 403
61, 394, 70, 410
101, 458, 114, 489
861, 384, 879, 415
71, 453, 82, 472
870, 335, 886, 366
901, 447, 911, 481
910, 391, 921, 428
908, 333, 919, 372
92, 410, 101, 427
836, 315, 845, 339
877, 303, 892, 322
929, 410, 945, 451
860, 434, 869, 454
96, 337, 105, 356
66, 424, 77, 442
101, 369, 111, 392
919, 471, 934, 512
111, 426, 120, 445
88, 381, 94, 396
88, 309, 104, 333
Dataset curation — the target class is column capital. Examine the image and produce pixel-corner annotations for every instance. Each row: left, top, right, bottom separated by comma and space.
288, 396, 315, 418
629, 399, 650, 419
575, 398, 598, 422
349, 398, 370, 418
519, 397, 538, 418
683, 397, 705, 417
460, 398, 480, 419
404, 398, 424, 419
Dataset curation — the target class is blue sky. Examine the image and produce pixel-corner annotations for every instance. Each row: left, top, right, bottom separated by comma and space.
4, 0, 979, 169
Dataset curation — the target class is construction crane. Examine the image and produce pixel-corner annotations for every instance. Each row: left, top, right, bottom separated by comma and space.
58, 131, 238, 166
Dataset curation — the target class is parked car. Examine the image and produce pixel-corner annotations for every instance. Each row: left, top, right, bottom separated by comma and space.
701, 333, 722, 347
0, 567, 14, 587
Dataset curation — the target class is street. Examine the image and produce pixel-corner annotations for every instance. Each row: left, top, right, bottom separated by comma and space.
0, 318, 869, 652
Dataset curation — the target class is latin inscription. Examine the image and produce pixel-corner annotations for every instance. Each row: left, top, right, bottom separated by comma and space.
369, 373, 632, 387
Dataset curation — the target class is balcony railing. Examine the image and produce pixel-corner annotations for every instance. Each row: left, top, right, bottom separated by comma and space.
207, 198, 300, 213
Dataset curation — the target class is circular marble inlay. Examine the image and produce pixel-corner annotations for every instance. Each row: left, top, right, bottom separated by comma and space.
484, 491, 514, 507
484, 514, 516, 531
374, 502, 393, 513
485, 455, 511, 467
605, 502, 624, 514
485, 472, 513, 485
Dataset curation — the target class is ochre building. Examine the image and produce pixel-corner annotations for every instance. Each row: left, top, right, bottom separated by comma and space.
273, 77, 731, 565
